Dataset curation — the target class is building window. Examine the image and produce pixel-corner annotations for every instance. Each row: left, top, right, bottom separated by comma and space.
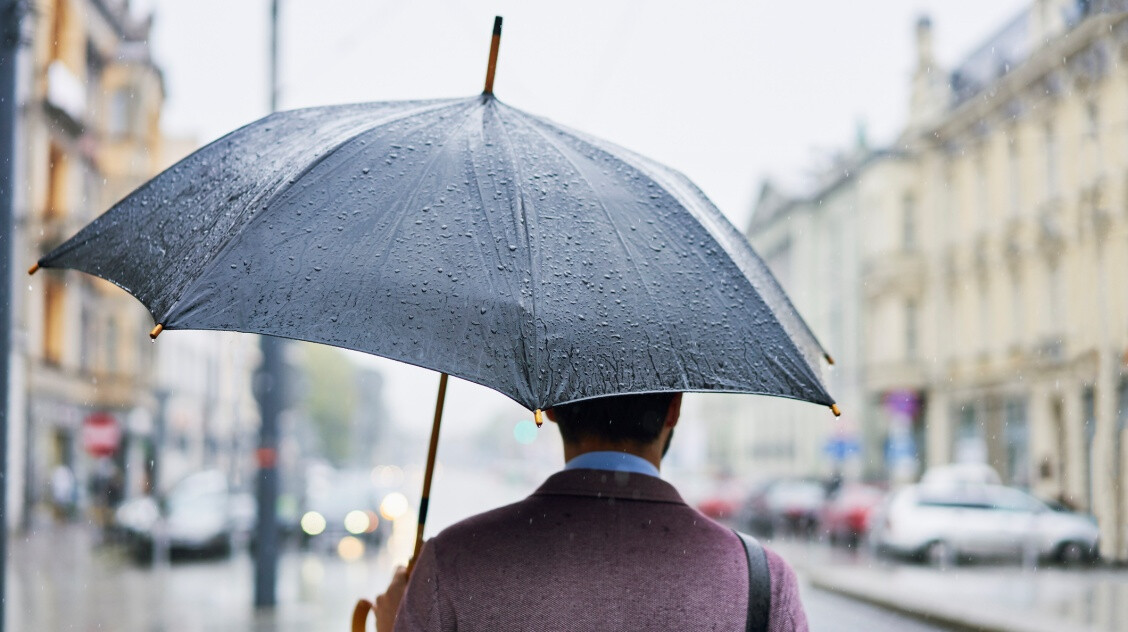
1046, 260, 1063, 335
905, 299, 918, 360
80, 302, 95, 371
105, 317, 118, 374
43, 278, 65, 365
1004, 398, 1030, 486
46, 142, 68, 219
943, 164, 955, 244
902, 194, 916, 251
954, 403, 986, 463
975, 150, 989, 231
1044, 122, 1058, 199
1007, 137, 1021, 217
978, 284, 990, 355
107, 89, 133, 138
1010, 272, 1023, 348
1085, 101, 1100, 179
1082, 385, 1096, 509
1115, 378, 1127, 505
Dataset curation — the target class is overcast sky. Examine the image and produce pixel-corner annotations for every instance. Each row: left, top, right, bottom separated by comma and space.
145, 0, 1028, 438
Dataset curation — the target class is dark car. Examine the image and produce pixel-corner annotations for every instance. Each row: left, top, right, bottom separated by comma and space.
740, 478, 828, 538
299, 469, 388, 556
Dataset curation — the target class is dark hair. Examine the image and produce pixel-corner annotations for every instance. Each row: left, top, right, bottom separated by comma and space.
552, 392, 677, 445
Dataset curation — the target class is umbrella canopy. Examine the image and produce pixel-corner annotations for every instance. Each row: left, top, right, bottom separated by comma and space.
37, 94, 835, 412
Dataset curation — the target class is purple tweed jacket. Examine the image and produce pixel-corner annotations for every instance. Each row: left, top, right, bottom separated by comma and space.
395, 469, 808, 631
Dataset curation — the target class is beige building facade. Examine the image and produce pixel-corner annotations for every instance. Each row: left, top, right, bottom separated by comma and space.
15, 0, 166, 526
886, 3, 1128, 559
12, 0, 260, 527
733, 1, 1128, 560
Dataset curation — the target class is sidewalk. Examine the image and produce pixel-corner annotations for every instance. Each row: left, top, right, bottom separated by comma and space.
771, 540, 1128, 632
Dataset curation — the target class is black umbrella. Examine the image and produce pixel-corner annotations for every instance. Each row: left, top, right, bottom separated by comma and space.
32, 17, 837, 571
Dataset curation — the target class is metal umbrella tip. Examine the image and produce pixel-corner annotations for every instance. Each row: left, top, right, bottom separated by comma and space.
534, 409, 543, 427
824, 353, 835, 365
830, 403, 841, 417
149, 323, 164, 340
27, 263, 39, 275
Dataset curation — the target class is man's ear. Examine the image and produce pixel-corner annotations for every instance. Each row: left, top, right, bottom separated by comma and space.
665, 393, 682, 428
544, 407, 558, 423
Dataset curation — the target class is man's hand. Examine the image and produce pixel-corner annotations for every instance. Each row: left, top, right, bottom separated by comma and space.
375, 565, 409, 631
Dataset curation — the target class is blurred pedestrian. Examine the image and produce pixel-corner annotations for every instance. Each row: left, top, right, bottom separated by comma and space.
50, 463, 76, 521
376, 392, 807, 631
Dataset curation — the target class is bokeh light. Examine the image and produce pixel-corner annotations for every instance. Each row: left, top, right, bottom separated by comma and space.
513, 419, 538, 444
337, 536, 365, 561
344, 510, 370, 535
371, 464, 405, 487
380, 492, 409, 521
300, 511, 326, 536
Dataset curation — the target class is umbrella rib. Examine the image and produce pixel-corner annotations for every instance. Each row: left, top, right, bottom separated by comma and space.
610, 147, 832, 368
491, 104, 544, 402
159, 99, 475, 326
367, 102, 485, 277
511, 112, 689, 390
512, 112, 831, 405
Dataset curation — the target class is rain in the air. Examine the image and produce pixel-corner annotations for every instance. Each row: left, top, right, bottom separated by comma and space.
1, 1, 1127, 631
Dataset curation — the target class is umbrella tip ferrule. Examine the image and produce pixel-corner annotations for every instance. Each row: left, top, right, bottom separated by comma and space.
149, 323, 164, 340
483, 16, 503, 95
534, 409, 543, 428
830, 403, 841, 417
27, 263, 39, 275
824, 353, 835, 366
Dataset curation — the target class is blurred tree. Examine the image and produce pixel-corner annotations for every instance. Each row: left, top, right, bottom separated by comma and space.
300, 344, 358, 465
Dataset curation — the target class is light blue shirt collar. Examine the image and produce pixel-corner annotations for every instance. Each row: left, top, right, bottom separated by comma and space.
564, 451, 661, 478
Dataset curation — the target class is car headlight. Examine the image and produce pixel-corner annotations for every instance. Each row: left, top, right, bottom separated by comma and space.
344, 510, 370, 535
301, 511, 327, 536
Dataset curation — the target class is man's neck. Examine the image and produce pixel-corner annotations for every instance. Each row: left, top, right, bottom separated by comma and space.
563, 438, 662, 472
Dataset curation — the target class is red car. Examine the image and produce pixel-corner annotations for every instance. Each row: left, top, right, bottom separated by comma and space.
819, 483, 885, 546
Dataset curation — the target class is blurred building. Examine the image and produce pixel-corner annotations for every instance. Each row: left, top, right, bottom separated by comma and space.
739, 0, 1128, 560
14, 0, 165, 527
744, 144, 913, 484
11, 0, 259, 528
899, 2, 1128, 559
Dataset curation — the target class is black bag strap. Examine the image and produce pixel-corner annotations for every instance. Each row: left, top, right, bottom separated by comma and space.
734, 529, 771, 632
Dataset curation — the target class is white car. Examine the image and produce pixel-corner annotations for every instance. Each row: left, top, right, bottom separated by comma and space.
872, 483, 1099, 566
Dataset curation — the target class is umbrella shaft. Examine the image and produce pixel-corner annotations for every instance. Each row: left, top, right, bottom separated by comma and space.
409, 372, 448, 575
483, 16, 502, 94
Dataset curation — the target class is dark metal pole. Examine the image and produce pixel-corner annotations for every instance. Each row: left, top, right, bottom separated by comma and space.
253, 0, 282, 609
0, 3, 21, 630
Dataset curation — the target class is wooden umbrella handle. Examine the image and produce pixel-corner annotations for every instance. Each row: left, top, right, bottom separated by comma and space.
351, 598, 374, 632
408, 372, 448, 575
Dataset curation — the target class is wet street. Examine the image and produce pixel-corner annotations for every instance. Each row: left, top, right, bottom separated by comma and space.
3, 465, 941, 631
9, 466, 1126, 631
8, 522, 951, 631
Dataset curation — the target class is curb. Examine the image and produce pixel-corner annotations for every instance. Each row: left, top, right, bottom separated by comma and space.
807, 568, 1079, 632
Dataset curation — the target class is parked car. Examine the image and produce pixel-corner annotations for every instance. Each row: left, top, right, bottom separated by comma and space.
819, 483, 885, 546
920, 463, 1002, 487
740, 478, 828, 538
114, 470, 250, 561
696, 495, 740, 522
299, 469, 387, 555
871, 483, 1099, 566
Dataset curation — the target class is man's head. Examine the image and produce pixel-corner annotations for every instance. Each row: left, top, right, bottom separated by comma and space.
546, 392, 682, 462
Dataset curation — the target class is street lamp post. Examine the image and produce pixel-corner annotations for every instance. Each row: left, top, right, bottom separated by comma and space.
0, 3, 23, 630
253, 0, 283, 609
